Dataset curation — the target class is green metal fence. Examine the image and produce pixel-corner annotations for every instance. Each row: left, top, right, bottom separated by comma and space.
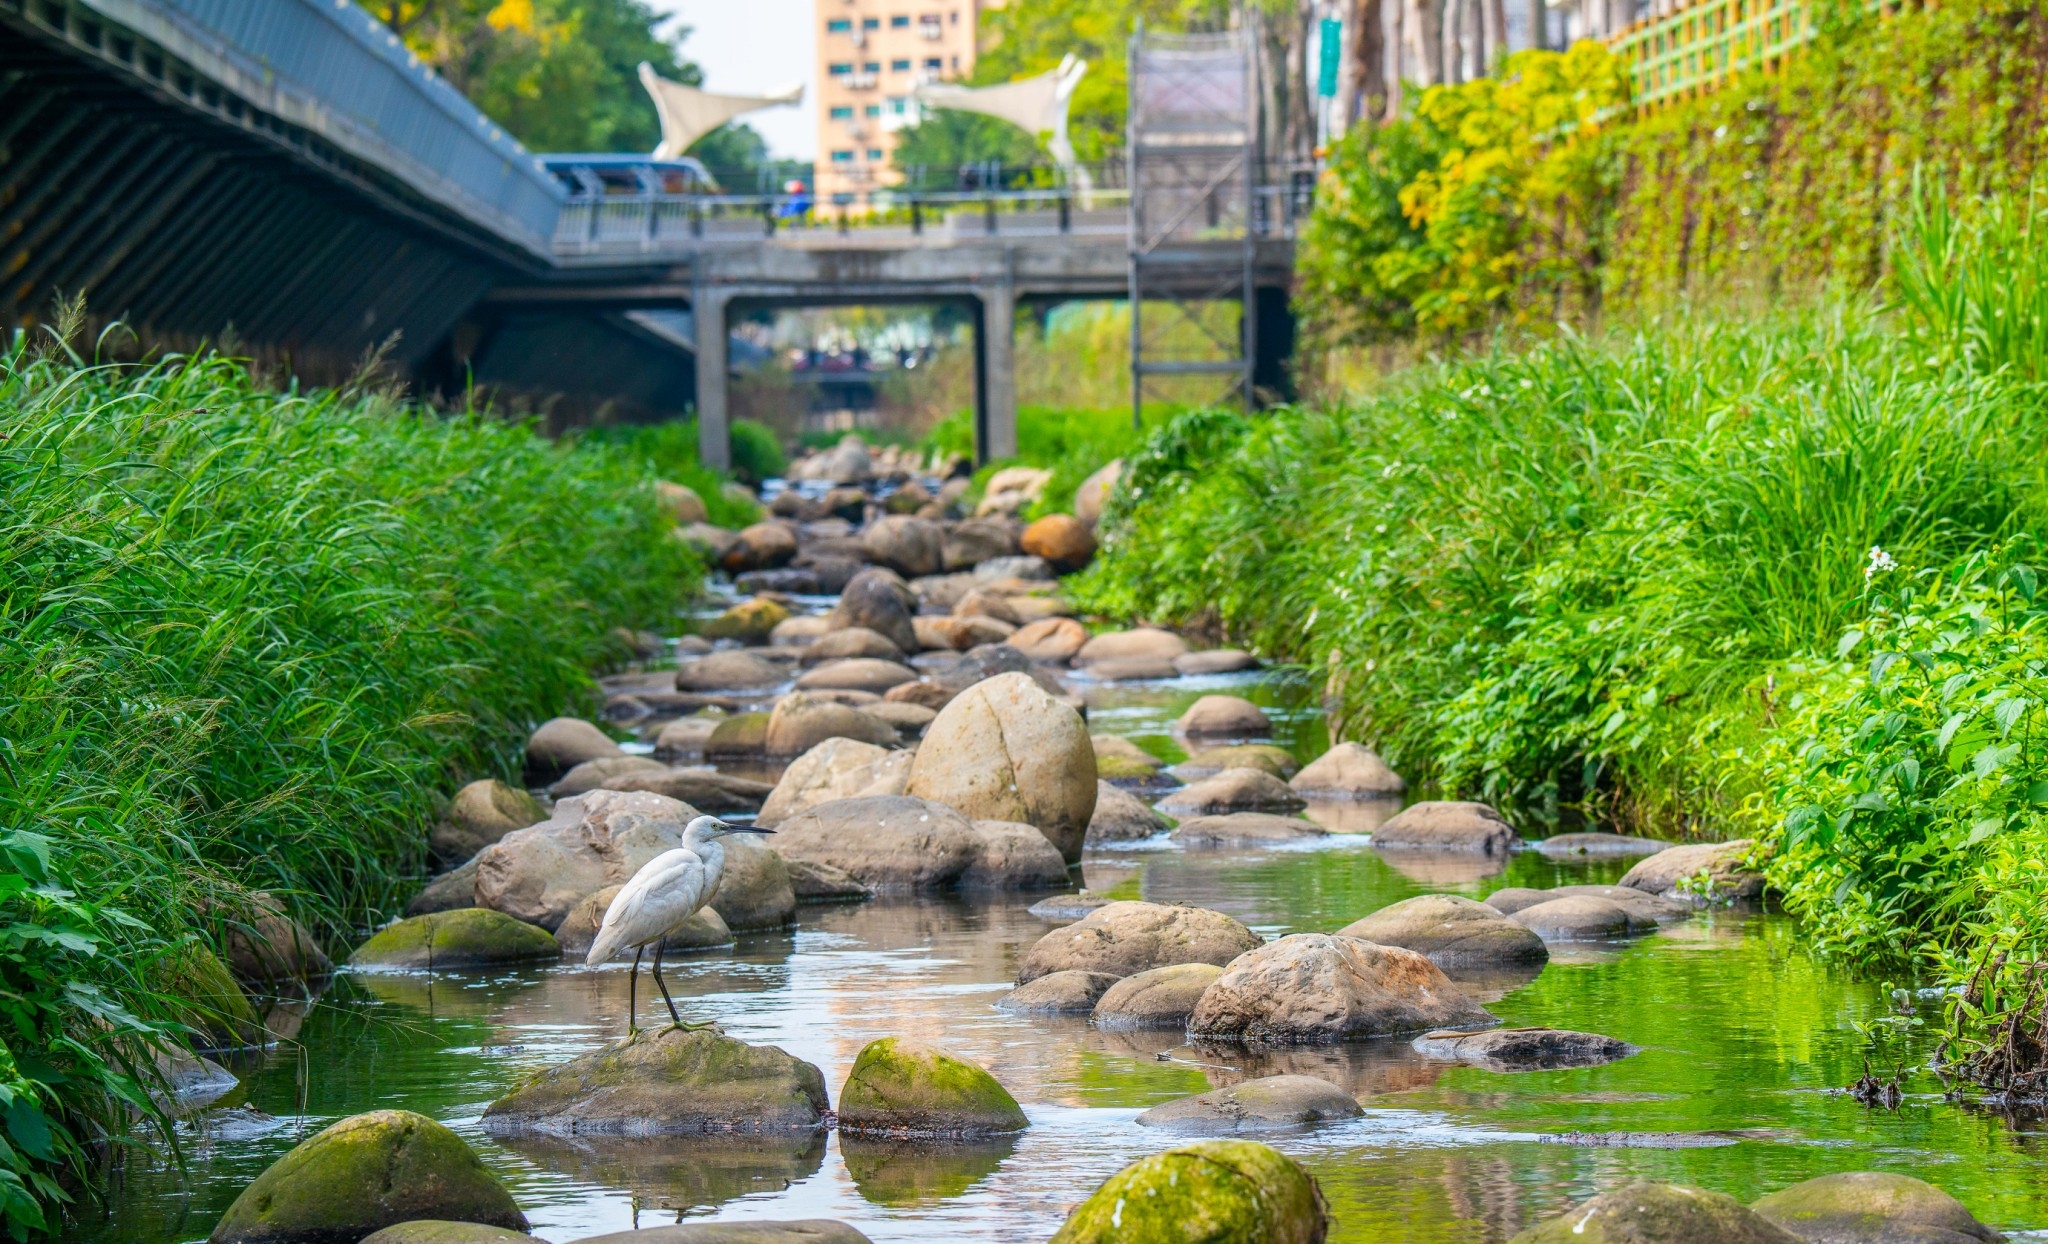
1607, 0, 1841, 108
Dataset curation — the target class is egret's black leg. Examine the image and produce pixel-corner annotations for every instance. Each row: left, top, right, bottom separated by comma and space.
627, 945, 643, 1036
651, 939, 683, 1027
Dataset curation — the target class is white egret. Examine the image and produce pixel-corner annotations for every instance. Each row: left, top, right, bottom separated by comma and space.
586, 814, 773, 1033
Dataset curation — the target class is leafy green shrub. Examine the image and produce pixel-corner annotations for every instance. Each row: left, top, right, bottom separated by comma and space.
921, 405, 1169, 517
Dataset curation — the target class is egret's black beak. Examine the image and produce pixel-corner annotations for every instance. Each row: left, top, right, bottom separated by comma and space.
735, 825, 774, 834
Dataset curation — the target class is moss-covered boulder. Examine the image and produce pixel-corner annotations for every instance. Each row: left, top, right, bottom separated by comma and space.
431, 780, 545, 865
156, 942, 262, 1052
1173, 745, 1301, 781
480, 1026, 827, 1136
207, 1110, 528, 1243
1751, 1172, 2004, 1243
705, 712, 773, 757
1510, 1182, 1800, 1243
571, 1222, 873, 1243
836, 1038, 1027, 1138
221, 894, 335, 989
1050, 1139, 1327, 1244
702, 597, 792, 644
359, 1225, 546, 1244
349, 910, 556, 971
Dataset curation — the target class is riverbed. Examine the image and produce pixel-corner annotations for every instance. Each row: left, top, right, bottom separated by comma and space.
76, 642, 2048, 1243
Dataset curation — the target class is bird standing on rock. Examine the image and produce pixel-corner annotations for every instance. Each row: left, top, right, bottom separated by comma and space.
587, 814, 773, 1034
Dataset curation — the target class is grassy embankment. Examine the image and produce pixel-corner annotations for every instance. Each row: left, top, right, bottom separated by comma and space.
1, 334, 703, 1235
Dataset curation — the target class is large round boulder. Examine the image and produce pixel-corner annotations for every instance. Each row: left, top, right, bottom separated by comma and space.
481, 1027, 828, 1135
1370, 801, 1519, 855
207, 1110, 528, 1243
771, 795, 984, 891
862, 516, 946, 578
960, 820, 1070, 890
1619, 840, 1767, 903
222, 893, 334, 988
1008, 617, 1089, 663
1750, 1171, 2004, 1244
1049, 1140, 1327, 1244
524, 717, 622, 784
765, 692, 899, 755
801, 627, 907, 665
432, 780, 545, 864
349, 910, 557, 970
828, 569, 921, 655
1016, 901, 1262, 984
1289, 743, 1406, 799
1092, 963, 1224, 1030
1135, 1075, 1361, 1135
1337, 895, 1549, 968
675, 650, 791, 693
655, 479, 709, 524
996, 970, 1121, 1015
836, 1037, 1027, 1138
1177, 695, 1273, 739
1075, 627, 1188, 665
758, 738, 914, 827
1020, 514, 1097, 572
1509, 1182, 1800, 1244
703, 712, 771, 757
1158, 768, 1307, 816
904, 671, 1097, 862
1087, 781, 1172, 845
720, 522, 799, 573
473, 790, 698, 931
1509, 896, 1638, 942
795, 658, 920, 695
710, 835, 799, 930
942, 518, 1021, 571
1186, 934, 1496, 1044
1073, 459, 1122, 528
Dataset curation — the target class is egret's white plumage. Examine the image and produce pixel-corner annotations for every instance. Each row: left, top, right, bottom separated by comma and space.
587, 814, 771, 1031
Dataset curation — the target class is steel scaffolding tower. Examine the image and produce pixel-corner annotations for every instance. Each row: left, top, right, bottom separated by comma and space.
1126, 21, 1261, 423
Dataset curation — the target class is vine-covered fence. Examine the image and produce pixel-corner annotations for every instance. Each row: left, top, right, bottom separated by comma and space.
1609, 0, 1900, 107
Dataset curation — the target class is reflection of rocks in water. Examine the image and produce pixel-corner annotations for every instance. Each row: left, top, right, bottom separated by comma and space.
839, 1134, 1017, 1206
1373, 849, 1509, 887
1183, 1036, 1450, 1099
1437, 960, 1545, 1004
258, 994, 316, 1044
1076, 859, 1141, 894
492, 1131, 825, 1214
1300, 797, 1401, 836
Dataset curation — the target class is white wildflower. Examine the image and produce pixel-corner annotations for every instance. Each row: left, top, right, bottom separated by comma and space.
1865, 546, 1896, 582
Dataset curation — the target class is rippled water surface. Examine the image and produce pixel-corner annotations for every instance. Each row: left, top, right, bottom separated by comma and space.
79, 670, 2048, 1243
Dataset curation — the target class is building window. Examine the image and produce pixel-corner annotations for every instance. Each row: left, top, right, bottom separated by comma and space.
826, 18, 851, 32
890, 58, 911, 71
831, 149, 855, 163
950, 54, 959, 69
828, 62, 853, 75
830, 105, 855, 120
923, 56, 942, 69
863, 61, 880, 72
890, 14, 909, 25
867, 149, 885, 161
864, 104, 882, 117
862, 16, 879, 28
950, 9, 958, 21
888, 96, 908, 114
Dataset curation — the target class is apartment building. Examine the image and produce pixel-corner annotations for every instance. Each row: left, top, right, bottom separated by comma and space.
812, 0, 981, 203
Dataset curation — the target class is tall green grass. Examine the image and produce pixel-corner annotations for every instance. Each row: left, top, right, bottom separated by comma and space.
922, 404, 1174, 517
571, 417, 786, 499
1, 337, 698, 1231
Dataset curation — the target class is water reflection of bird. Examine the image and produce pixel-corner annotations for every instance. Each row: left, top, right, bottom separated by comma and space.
587, 814, 773, 1035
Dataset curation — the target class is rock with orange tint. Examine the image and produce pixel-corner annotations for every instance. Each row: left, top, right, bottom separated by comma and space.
1020, 514, 1096, 573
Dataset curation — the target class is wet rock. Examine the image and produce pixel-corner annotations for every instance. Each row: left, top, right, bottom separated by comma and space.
596, 768, 773, 815
884, 680, 954, 710
557, 885, 732, 959
482, 1027, 828, 1136
975, 554, 1054, 581
772, 796, 984, 891
1484, 884, 1692, 925
207, 1110, 528, 1243
1135, 1075, 1362, 1135
764, 692, 899, 755
758, 738, 914, 827
791, 554, 864, 594
350, 910, 557, 969
1532, 831, 1673, 858
1020, 514, 1096, 572
819, 487, 867, 523
887, 480, 933, 514
1174, 744, 1300, 781
1289, 742, 1406, 799
977, 466, 1052, 516
821, 436, 872, 484
1187, 933, 1496, 1044
703, 712, 772, 757
157, 943, 262, 1052
360, 1224, 546, 1244
1171, 814, 1326, 847
1075, 627, 1188, 665
153, 1049, 241, 1114
1027, 893, 1118, 922
1091, 734, 1166, 781
676, 522, 740, 562
433, 780, 545, 864
961, 820, 1070, 890
656, 479, 710, 524
1750, 1171, 2004, 1244
772, 616, 833, 647
1176, 694, 1272, 739
1413, 1026, 1635, 1071
407, 857, 479, 916
868, 700, 937, 738
916, 615, 1016, 650
996, 969, 1121, 1014
1008, 617, 1089, 663
1017, 900, 1263, 984
719, 522, 799, 574
708, 835, 798, 930
474, 790, 699, 931
795, 658, 920, 694
548, 755, 670, 797
801, 627, 907, 665
1174, 648, 1260, 676
524, 717, 623, 784
571, 1222, 873, 1244
837, 1037, 1027, 1138
930, 643, 1067, 698
1371, 801, 1519, 855
1510, 1181, 1801, 1244
701, 597, 791, 645
942, 519, 1021, 571
1088, 781, 1172, 844
1093, 963, 1224, 1030
736, 568, 825, 596
1337, 894, 1550, 968
1085, 656, 1181, 682
953, 588, 1023, 625
905, 672, 1097, 862
862, 516, 946, 578
1619, 840, 1767, 903
785, 857, 874, 903
828, 569, 921, 655
676, 650, 790, 693
221, 893, 334, 988
1510, 896, 1638, 941
1158, 768, 1307, 816
1049, 1139, 1327, 1244
1061, 458, 1117, 527
653, 715, 723, 760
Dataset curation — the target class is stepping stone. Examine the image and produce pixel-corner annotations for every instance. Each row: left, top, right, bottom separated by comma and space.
1338, 894, 1549, 967
1135, 1075, 1361, 1134
1173, 649, 1259, 676
1170, 814, 1325, 846
1092, 963, 1224, 1030
1288, 742, 1405, 798
1157, 768, 1306, 816
1530, 831, 1672, 858
996, 970, 1120, 1014
1411, 1026, 1636, 1071
1371, 801, 1519, 855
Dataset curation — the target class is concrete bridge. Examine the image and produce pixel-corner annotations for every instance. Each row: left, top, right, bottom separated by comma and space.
2, 0, 1298, 463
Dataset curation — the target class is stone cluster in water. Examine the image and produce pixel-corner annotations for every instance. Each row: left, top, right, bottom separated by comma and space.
197, 444, 2001, 1244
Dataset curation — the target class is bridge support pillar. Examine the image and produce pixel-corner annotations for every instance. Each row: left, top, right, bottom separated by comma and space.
974, 283, 1018, 464
694, 285, 731, 470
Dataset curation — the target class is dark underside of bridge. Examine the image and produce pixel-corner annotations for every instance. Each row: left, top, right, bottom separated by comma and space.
0, 5, 692, 417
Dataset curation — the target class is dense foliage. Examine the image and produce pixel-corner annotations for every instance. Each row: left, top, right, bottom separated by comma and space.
923, 405, 1168, 517
1, 338, 698, 1229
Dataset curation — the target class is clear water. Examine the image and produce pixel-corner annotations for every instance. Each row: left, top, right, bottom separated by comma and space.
74, 670, 2048, 1243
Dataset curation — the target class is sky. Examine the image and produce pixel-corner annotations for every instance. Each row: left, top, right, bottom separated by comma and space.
650, 0, 819, 161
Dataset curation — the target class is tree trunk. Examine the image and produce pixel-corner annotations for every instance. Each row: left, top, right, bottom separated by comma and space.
1484, 0, 1508, 66
1386, 0, 1406, 117
1411, 0, 1442, 87
1527, 0, 1547, 51
1443, 0, 1463, 83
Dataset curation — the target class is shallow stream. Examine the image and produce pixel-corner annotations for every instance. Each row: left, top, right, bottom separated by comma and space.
78, 647, 2048, 1243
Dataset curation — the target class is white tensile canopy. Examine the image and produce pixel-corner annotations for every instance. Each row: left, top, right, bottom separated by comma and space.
912, 55, 1089, 187
638, 62, 803, 160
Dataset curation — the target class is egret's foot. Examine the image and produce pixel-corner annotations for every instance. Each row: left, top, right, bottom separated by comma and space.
662, 1019, 721, 1034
